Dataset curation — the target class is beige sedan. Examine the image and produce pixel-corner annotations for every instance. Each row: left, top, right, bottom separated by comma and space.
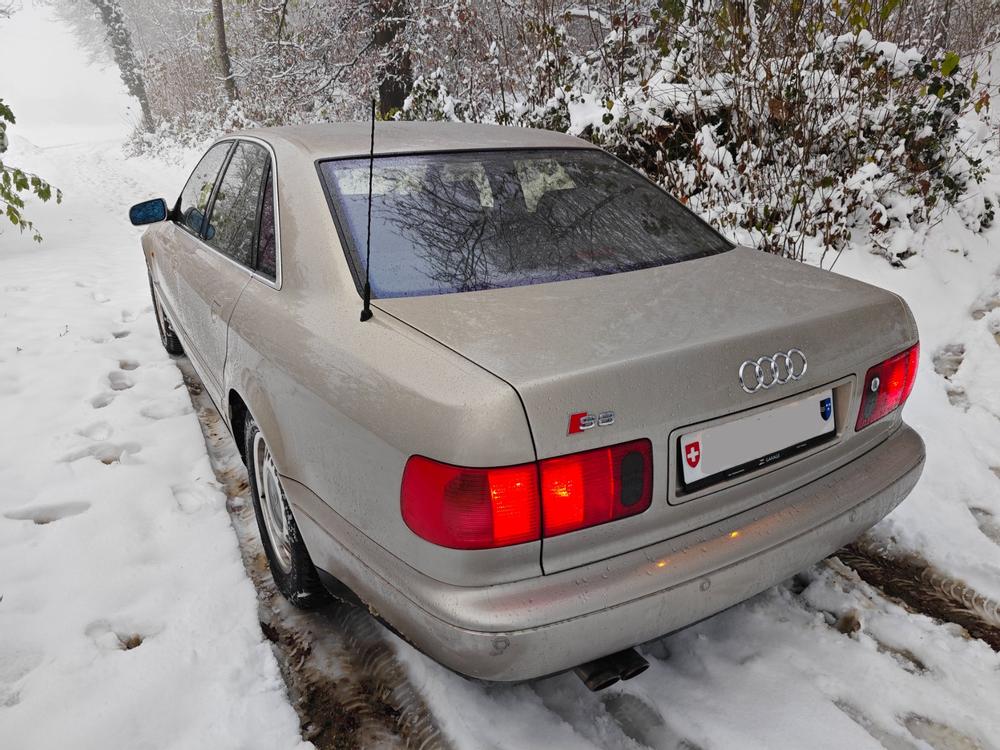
130, 123, 924, 689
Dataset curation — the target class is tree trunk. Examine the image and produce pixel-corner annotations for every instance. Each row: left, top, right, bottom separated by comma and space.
89, 0, 154, 132
938, 0, 953, 50
212, 0, 239, 102
373, 0, 412, 116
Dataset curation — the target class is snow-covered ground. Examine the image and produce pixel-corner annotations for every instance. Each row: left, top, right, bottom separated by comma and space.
0, 137, 307, 750
834, 219, 1000, 602
0, 9, 303, 748
3, 6, 1000, 749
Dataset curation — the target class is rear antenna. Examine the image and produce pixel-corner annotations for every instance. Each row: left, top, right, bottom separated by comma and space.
360, 97, 376, 322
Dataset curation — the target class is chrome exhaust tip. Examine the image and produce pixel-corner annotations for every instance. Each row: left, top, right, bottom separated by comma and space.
574, 648, 649, 691
616, 648, 650, 681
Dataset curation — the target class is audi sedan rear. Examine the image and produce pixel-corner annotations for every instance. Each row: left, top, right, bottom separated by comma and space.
131, 122, 924, 688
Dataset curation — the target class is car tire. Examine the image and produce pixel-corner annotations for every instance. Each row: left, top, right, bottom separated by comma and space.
244, 413, 330, 609
148, 276, 183, 355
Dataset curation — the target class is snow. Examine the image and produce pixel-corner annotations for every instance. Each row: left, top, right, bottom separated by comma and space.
0, 9, 308, 748
3, 5, 1000, 749
822, 31, 924, 76
394, 561, 1000, 749
0, 4, 136, 145
831, 211, 1000, 603
0, 134, 309, 750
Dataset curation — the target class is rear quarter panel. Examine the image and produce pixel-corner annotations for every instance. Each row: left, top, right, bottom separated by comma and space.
224, 140, 541, 587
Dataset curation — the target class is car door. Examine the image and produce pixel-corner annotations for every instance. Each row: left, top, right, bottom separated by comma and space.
152, 141, 232, 346
173, 140, 271, 406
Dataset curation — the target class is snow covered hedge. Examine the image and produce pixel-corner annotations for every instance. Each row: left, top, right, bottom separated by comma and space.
403, 0, 998, 265
105, 0, 998, 266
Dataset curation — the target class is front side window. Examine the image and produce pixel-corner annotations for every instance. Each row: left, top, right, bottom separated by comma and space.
176, 142, 232, 236
319, 148, 731, 298
205, 141, 270, 266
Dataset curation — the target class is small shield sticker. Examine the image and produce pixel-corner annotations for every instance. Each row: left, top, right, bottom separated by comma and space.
820, 397, 832, 422
685, 441, 701, 469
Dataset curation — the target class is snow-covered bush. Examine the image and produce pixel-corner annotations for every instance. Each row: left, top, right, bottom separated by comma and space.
84, 0, 998, 264
403, 0, 998, 264
656, 27, 995, 263
123, 101, 258, 160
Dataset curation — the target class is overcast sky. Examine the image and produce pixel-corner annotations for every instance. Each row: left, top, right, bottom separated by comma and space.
0, 1, 136, 147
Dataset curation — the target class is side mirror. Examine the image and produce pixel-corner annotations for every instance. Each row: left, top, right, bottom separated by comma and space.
129, 198, 167, 226
180, 207, 215, 241
183, 207, 206, 235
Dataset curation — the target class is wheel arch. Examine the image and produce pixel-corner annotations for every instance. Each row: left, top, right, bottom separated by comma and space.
228, 389, 250, 464
226, 375, 288, 475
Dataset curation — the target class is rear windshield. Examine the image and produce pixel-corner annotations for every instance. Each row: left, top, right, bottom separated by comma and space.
319, 148, 731, 298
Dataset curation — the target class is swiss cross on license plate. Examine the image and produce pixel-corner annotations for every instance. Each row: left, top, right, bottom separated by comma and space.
684, 441, 701, 468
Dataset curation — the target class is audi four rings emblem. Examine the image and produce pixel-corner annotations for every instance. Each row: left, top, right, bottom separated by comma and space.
738, 349, 808, 393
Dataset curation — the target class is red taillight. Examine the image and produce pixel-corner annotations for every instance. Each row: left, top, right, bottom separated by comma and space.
855, 343, 919, 431
541, 440, 653, 537
400, 458, 539, 549
400, 439, 654, 549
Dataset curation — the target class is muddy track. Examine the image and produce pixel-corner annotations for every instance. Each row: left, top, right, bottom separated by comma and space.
837, 535, 1000, 651
177, 359, 452, 750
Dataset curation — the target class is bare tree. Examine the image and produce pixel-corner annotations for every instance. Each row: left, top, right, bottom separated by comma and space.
212, 0, 239, 102
89, 0, 154, 131
937, 0, 955, 49
373, 0, 411, 116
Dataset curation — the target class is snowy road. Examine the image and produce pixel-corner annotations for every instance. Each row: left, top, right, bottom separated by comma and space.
3, 46, 1000, 748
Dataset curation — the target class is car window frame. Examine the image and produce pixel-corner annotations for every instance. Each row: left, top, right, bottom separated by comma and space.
173, 141, 235, 239
175, 136, 283, 290
314, 146, 733, 302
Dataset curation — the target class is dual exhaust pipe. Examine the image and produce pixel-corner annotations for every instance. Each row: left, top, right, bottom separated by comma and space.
574, 647, 649, 691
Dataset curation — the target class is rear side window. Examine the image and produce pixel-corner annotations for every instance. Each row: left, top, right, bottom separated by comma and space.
256, 165, 277, 278
176, 142, 232, 236
319, 148, 731, 298
205, 142, 270, 266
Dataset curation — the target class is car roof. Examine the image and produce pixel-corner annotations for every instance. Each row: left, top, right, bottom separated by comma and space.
227, 121, 598, 160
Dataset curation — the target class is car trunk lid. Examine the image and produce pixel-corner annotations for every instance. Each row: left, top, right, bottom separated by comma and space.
376, 247, 916, 572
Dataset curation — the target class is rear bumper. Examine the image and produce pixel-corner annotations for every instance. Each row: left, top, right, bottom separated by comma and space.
289, 424, 924, 682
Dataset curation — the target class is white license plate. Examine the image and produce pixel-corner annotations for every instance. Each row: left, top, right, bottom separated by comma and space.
680, 389, 835, 488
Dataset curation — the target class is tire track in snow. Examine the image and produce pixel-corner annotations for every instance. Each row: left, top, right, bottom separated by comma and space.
837, 535, 1000, 651
786, 562, 993, 750
176, 358, 452, 750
